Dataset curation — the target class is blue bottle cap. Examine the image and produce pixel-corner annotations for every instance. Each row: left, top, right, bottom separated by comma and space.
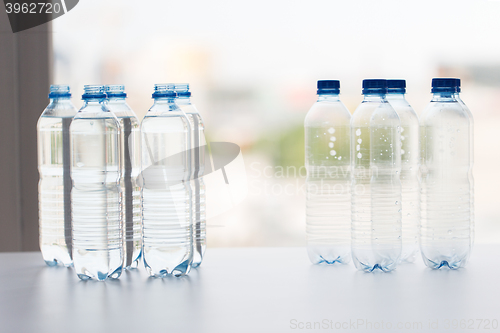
431, 78, 459, 93
362, 79, 387, 94
455, 78, 461, 93
152, 84, 176, 98
104, 84, 127, 98
317, 80, 340, 94
387, 79, 406, 94
82, 85, 106, 100
49, 85, 71, 99
173, 83, 191, 97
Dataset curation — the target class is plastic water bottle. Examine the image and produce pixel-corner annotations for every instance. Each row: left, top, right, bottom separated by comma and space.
141, 84, 193, 277
70, 85, 123, 280
420, 78, 473, 269
173, 83, 207, 268
386, 80, 420, 263
304, 80, 351, 264
37, 85, 77, 267
104, 85, 142, 269
454, 79, 475, 249
351, 79, 402, 272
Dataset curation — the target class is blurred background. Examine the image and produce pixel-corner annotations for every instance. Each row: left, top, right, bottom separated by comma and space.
5, 0, 500, 250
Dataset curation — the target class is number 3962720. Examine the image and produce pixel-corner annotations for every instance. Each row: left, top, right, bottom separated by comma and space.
5, 2, 62, 14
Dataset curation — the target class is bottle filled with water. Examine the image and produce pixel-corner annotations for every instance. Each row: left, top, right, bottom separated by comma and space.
420, 78, 473, 269
304, 80, 351, 264
351, 79, 402, 272
38, 85, 77, 267
105, 85, 142, 269
386, 80, 420, 263
173, 83, 207, 268
454, 79, 475, 249
141, 84, 193, 277
70, 85, 123, 280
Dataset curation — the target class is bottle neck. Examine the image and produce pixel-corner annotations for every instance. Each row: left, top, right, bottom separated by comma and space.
385, 93, 405, 100
107, 97, 127, 103
82, 99, 105, 107
49, 97, 72, 104
175, 96, 191, 105
317, 93, 340, 102
154, 97, 176, 103
431, 92, 457, 102
362, 94, 387, 102
153, 97, 179, 111
453, 92, 463, 100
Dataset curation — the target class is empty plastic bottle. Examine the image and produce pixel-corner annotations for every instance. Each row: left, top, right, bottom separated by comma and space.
454, 79, 475, 249
70, 85, 123, 280
304, 80, 351, 264
37, 85, 77, 267
351, 79, 402, 272
420, 78, 473, 269
141, 84, 193, 277
105, 85, 142, 269
173, 83, 207, 268
386, 80, 420, 263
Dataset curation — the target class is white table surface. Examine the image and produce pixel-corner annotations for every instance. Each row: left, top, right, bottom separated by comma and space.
0, 246, 499, 333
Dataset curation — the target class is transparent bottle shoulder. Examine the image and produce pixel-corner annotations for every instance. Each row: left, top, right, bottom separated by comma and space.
74, 104, 118, 121
456, 98, 474, 122
352, 100, 399, 125
144, 105, 188, 118
38, 115, 73, 129
421, 101, 470, 124
388, 100, 419, 126
178, 103, 201, 115
106, 101, 139, 119
69, 122, 121, 140
185, 113, 205, 128
142, 112, 190, 132
71, 116, 120, 128
305, 100, 351, 127
39, 102, 77, 120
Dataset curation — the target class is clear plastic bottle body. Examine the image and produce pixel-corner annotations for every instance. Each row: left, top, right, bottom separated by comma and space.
176, 94, 206, 268
351, 94, 402, 272
304, 93, 351, 264
387, 93, 420, 263
105, 89, 142, 269
141, 94, 193, 277
420, 92, 472, 269
37, 86, 77, 267
70, 87, 123, 280
455, 92, 475, 249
